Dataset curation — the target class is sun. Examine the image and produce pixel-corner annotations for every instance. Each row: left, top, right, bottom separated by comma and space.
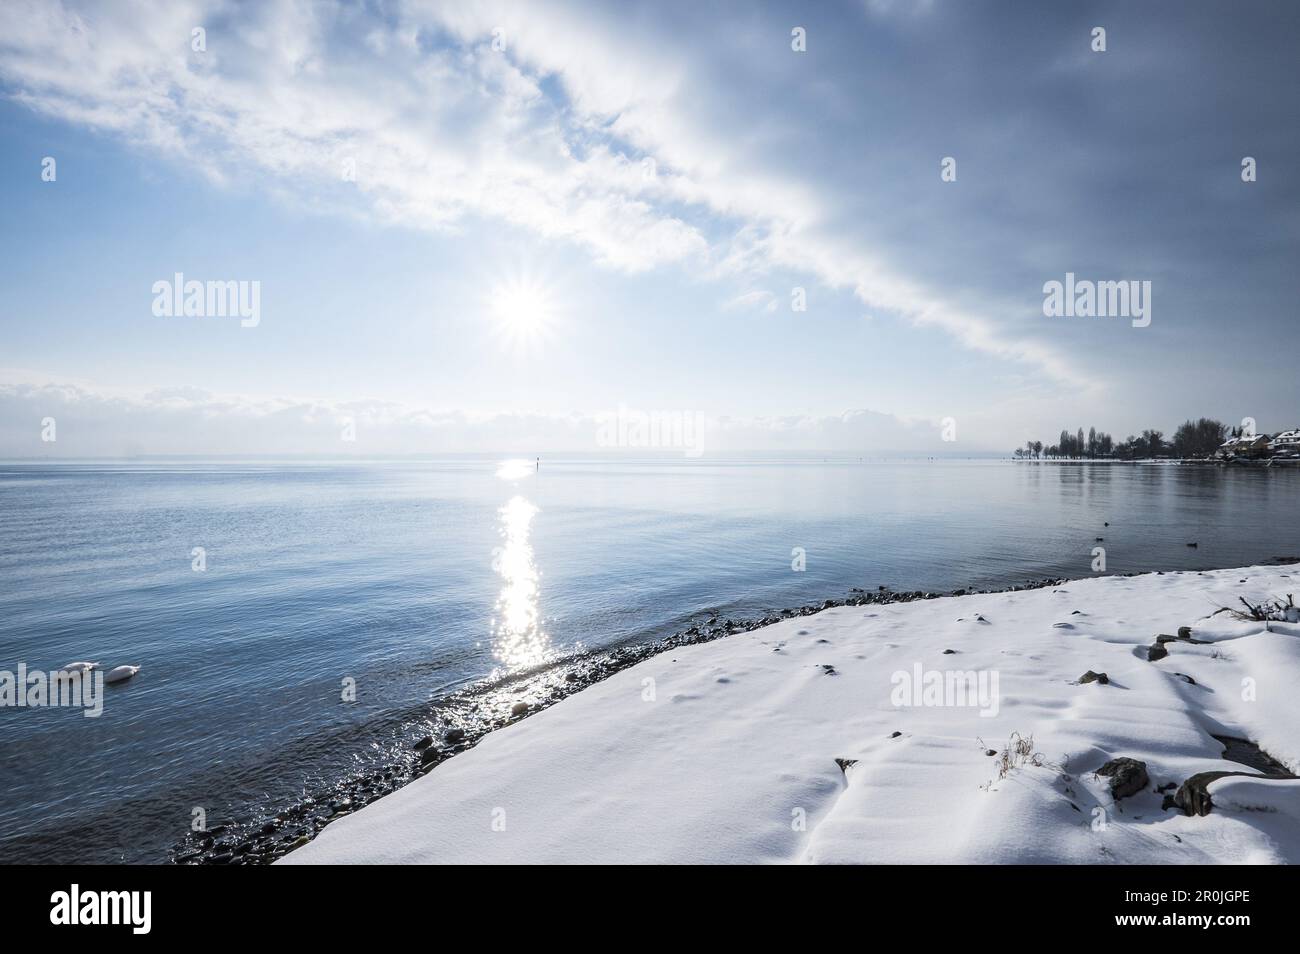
489, 278, 556, 348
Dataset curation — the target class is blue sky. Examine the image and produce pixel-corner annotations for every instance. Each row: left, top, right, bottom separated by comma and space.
1, 0, 1297, 456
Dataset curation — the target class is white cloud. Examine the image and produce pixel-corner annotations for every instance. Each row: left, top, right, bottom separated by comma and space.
0, 375, 957, 456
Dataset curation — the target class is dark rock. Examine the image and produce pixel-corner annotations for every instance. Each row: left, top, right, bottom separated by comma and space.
420, 747, 441, 764
1156, 634, 1177, 644
1146, 644, 1168, 661
984, 749, 997, 757
890, 731, 902, 739
834, 758, 857, 773
1096, 757, 1150, 799
1173, 772, 1232, 816
820, 664, 837, 675
1079, 670, 1109, 685
510, 701, 530, 716
1177, 626, 1192, 639
1186, 542, 1198, 548
444, 727, 466, 744
413, 735, 433, 751
942, 648, 956, 654
1173, 673, 1197, 685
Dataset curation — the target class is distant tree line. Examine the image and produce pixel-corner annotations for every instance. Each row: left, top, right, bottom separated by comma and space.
1014, 418, 1228, 460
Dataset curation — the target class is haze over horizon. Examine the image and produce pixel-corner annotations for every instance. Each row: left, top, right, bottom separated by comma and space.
2, 0, 1297, 457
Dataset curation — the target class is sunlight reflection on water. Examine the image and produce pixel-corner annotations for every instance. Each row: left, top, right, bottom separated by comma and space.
490, 494, 550, 671
495, 458, 536, 480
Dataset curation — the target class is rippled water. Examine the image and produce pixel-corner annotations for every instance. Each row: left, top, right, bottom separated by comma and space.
1, 458, 1298, 863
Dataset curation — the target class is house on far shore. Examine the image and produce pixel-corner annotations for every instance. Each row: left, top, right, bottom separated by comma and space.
1270, 428, 1300, 459
1217, 433, 1272, 459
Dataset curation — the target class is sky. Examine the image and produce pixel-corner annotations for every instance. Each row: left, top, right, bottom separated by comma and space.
0, 0, 1297, 457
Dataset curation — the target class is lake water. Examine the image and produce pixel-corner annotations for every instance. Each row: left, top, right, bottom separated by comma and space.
2, 458, 1298, 863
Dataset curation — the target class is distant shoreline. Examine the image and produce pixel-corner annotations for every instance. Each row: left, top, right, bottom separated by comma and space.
1013, 457, 1300, 466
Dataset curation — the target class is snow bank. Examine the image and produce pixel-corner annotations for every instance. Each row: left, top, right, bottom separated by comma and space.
283, 565, 1300, 864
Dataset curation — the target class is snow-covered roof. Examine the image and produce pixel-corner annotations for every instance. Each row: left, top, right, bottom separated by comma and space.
1272, 429, 1300, 443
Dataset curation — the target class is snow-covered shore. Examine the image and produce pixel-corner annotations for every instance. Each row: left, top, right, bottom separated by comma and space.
283, 564, 1300, 864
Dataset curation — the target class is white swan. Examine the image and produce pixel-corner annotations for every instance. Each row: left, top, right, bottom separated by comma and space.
61, 661, 99, 673
104, 665, 141, 684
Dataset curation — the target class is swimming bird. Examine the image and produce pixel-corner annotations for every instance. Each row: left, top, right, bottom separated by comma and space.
61, 661, 99, 673
104, 665, 141, 684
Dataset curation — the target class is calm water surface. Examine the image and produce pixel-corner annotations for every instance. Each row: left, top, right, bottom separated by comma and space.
1, 458, 1298, 862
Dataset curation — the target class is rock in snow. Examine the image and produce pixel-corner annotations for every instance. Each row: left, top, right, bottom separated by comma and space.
1095, 757, 1149, 799
282, 564, 1300, 865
